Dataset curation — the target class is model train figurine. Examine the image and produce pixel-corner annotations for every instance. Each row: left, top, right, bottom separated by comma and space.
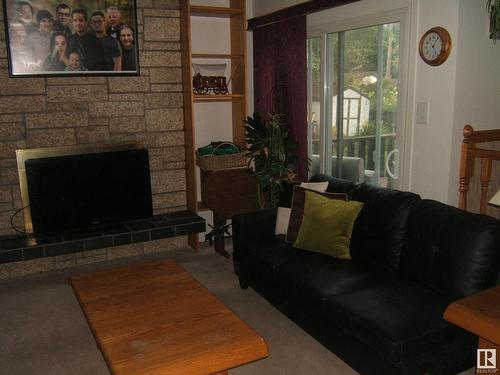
192, 73, 229, 95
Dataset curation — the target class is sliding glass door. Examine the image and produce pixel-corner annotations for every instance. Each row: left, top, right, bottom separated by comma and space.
308, 21, 402, 188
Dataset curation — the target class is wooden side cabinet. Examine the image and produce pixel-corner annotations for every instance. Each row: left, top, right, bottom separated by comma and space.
200, 167, 257, 257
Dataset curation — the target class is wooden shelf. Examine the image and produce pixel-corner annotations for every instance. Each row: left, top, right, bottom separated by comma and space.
192, 53, 244, 59
181, 0, 247, 251
194, 94, 245, 102
190, 5, 244, 17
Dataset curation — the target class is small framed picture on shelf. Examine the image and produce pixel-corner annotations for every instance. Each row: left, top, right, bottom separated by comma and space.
2, 0, 139, 77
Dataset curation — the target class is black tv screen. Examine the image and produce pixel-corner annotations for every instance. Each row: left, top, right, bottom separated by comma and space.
25, 149, 153, 235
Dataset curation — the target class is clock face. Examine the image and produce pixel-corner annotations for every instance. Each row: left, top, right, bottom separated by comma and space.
419, 27, 452, 66
422, 32, 442, 61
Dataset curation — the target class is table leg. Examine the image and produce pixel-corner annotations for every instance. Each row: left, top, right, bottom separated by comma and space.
213, 213, 230, 258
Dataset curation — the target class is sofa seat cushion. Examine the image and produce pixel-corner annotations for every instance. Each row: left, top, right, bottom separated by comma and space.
277, 257, 394, 308
238, 236, 316, 284
323, 282, 470, 363
241, 235, 306, 269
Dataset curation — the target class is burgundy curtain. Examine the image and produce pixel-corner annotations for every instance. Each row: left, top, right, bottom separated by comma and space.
253, 16, 308, 181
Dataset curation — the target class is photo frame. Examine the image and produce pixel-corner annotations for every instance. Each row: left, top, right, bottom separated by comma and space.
2, 0, 139, 77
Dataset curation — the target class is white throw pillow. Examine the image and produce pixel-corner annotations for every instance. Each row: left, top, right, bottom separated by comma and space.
275, 207, 292, 235
274, 181, 328, 235
299, 181, 329, 192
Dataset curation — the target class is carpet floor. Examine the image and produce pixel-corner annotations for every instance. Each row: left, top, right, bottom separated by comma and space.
0, 243, 357, 375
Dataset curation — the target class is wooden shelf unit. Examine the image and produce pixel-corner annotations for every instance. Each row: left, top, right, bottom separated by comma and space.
190, 5, 244, 17
180, 0, 247, 250
193, 94, 245, 102
192, 53, 244, 59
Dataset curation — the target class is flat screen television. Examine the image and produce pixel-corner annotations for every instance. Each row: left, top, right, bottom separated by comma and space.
25, 149, 153, 235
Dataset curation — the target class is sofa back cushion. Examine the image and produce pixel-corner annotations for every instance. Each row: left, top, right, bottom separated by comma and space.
309, 155, 365, 183
400, 199, 500, 299
309, 174, 356, 197
349, 183, 421, 271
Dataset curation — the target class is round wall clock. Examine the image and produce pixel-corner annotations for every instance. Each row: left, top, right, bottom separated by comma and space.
418, 26, 452, 66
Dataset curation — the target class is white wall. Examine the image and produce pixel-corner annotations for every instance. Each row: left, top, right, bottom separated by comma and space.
251, 0, 500, 204
448, 0, 500, 206
410, 0, 459, 203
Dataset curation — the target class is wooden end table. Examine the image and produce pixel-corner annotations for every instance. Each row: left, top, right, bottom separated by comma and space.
444, 285, 500, 373
70, 260, 268, 375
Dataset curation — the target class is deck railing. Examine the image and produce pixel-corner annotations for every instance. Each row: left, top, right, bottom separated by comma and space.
311, 133, 396, 174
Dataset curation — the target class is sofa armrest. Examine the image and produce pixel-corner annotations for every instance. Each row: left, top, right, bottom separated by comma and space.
232, 208, 277, 272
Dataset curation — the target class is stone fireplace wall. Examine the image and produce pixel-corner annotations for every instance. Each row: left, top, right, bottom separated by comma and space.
0, 0, 186, 236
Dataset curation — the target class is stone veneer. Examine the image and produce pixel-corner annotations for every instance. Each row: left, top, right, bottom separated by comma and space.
0, 0, 194, 275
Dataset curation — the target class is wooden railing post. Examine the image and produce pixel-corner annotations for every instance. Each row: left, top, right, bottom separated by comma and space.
459, 125, 475, 211
480, 157, 492, 214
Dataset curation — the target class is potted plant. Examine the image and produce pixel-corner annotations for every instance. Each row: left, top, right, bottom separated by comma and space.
244, 113, 299, 209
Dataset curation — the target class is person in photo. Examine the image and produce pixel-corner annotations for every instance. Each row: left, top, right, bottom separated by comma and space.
106, 6, 123, 39
43, 32, 69, 70
119, 25, 136, 71
15, 1, 36, 34
53, 3, 72, 40
8, 22, 29, 71
65, 50, 86, 71
90, 11, 122, 71
68, 8, 106, 71
25, 9, 54, 69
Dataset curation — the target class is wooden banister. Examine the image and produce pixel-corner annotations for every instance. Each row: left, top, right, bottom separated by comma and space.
458, 124, 500, 213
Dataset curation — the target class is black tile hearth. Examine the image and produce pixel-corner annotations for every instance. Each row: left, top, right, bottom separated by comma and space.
0, 236, 37, 251
177, 222, 206, 236
0, 211, 206, 265
125, 220, 156, 231
132, 231, 150, 243
85, 236, 114, 251
62, 229, 104, 241
150, 226, 176, 240
45, 241, 86, 257
0, 250, 24, 263
101, 223, 130, 235
113, 233, 132, 246
22, 247, 44, 260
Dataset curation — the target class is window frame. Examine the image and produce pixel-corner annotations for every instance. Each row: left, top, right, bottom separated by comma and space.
306, 6, 412, 189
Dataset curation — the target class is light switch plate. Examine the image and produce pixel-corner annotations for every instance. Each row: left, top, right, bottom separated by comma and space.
416, 101, 430, 125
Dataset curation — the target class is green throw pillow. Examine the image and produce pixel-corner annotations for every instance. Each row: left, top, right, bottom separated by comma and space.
293, 190, 364, 259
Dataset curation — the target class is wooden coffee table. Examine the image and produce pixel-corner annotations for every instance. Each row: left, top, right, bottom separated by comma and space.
444, 286, 500, 374
70, 260, 268, 375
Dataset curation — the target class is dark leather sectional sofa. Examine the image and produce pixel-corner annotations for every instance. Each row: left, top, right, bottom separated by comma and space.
232, 175, 500, 375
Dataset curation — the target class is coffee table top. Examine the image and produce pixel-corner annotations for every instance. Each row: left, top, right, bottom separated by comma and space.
444, 285, 500, 345
70, 259, 268, 375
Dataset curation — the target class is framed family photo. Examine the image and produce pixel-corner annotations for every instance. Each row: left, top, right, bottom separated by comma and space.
1, 0, 139, 77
